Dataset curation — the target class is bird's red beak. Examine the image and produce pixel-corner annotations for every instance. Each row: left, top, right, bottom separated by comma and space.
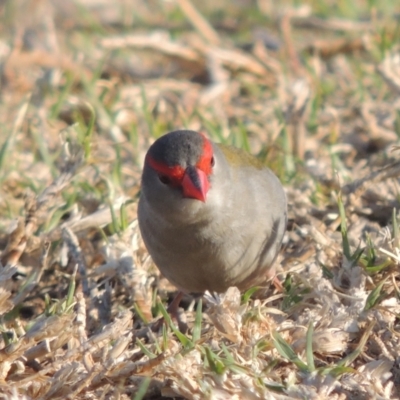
181, 166, 209, 202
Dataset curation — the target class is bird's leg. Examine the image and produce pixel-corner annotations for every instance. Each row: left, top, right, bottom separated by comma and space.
167, 290, 184, 317
168, 291, 189, 332
152, 291, 188, 332
272, 275, 284, 292
266, 267, 284, 292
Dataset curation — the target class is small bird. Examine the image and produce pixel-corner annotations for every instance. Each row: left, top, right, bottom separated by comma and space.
138, 130, 287, 295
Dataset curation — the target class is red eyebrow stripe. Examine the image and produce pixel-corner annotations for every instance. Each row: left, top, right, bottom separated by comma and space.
196, 134, 213, 175
146, 155, 185, 181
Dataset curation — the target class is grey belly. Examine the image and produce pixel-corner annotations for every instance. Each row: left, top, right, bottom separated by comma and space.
143, 217, 281, 293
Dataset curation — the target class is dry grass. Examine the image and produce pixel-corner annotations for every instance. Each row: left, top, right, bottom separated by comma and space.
1, 0, 400, 399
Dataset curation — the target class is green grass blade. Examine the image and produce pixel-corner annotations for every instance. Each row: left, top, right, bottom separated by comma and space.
364, 277, 388, 311
158, 301, 191, 348
192, 298, 202, 343
132, 377, 151, 400
306, 322, 315, 371
393, 208, 399, 248
135, 338, 156, 359
272, 331, 309, 373
337, 192, 351, 260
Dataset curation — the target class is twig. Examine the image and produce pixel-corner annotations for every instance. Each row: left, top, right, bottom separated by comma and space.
294, 16, 372, 32
43, 197, 129, 246
0, 219, 27, 268
62, 227, 90, 297
12, 241, 50, 306
342, 159, 400, 196
101, 32, 201, 62
177, 0, 220, 45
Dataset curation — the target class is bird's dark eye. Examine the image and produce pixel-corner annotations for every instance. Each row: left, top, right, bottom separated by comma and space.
159, 175, 171, 185
210, 156, 215, 167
